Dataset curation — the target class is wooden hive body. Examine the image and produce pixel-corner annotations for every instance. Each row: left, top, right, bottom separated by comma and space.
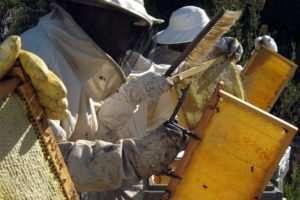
163, 85, 297, 200
240, 44, 297, 111
0, 64, 79, 200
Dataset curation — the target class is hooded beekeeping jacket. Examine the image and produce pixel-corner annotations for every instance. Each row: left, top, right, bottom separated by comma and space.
20, 4, 183, 195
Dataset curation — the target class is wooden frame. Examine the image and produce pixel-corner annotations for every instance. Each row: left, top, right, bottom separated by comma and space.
0, 64, 79, 200
168, 57, 227, 129
169, 56, 244, 131
240, 44, 297, 111
162, 83, 297, 200
171, 57, 225, 84
162, 83, 223, 200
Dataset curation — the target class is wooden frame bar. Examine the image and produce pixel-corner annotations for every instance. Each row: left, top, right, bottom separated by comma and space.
162, 82, 297, 200
240, 44, 298, 111
162, 82, 223, 200
0, 65, 79, 200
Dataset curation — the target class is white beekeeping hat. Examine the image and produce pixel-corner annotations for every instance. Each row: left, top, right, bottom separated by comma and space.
157, 6, 210, 44
69, 0, 164, 27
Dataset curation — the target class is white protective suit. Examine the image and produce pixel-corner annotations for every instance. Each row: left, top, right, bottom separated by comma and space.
114, 36, 244, 141
20, 4, 185, 194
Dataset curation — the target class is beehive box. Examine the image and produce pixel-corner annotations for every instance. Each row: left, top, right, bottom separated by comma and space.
163, 85, 298, 200
0, 65, 79, 200
240, 44, 297, 111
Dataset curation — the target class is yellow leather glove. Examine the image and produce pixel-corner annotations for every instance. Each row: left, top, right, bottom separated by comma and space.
0, 36, 68, 120
19, 50, 69, 120
0, 35, 21, 79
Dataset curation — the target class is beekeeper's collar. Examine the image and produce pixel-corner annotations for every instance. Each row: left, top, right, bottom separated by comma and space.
68, 0, 164, 28
41, 3, 126, 101
157, 6, 209, 44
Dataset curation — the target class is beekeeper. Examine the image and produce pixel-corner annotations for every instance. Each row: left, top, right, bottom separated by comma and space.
114, 7, 279, 142
112, 6, 245, 141
20, 0, 187, 194
153, 7, 277, 70
153, 6, 244, 65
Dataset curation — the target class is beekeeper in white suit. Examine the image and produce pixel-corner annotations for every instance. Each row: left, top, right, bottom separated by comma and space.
153, 7, 277, 69
112, 7, 279, 145
152, 6, 243, 65
20, 0, 187, 197
98, 5, 281, 198
112, 7, 279, 147
113, 6, 245, 142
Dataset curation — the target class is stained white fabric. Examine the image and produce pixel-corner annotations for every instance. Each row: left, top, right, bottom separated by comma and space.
96, 71, 172, 142
58, 125, 184, 192
21, 4, 126, 142
113, 54, 198, 141
123, 72, 171, 104
115, 62, 175, 140
215, 37, 243, 61
20, 4, 184, 195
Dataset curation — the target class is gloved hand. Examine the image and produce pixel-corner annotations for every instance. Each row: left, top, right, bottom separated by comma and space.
133, 124, 187, 176
96, 72, 172, 135
0, 36, 69, 120
0, 35, 21, 80
214, 36, 243, 61
254, 35, 278, 52
19, 50, 69, 120
122, 72, 172, 105
58, 124, 187, 192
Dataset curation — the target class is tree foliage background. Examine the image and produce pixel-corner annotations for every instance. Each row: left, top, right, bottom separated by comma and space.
1, 0, 300, 196
0, 0, 51, 40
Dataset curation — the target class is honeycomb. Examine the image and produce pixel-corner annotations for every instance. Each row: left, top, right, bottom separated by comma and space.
0, 94, 66, 199
242, 45, 296, 111
170, 92, 297, 200
174, 59, 245, 130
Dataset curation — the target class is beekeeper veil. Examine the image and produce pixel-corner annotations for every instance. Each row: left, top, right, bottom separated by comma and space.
65, 0, 164, 76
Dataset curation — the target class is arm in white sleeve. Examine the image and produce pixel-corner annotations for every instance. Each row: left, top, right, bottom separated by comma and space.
58, 125, 185, 192
96, 72, 172, 133
48, 120, 67, 142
